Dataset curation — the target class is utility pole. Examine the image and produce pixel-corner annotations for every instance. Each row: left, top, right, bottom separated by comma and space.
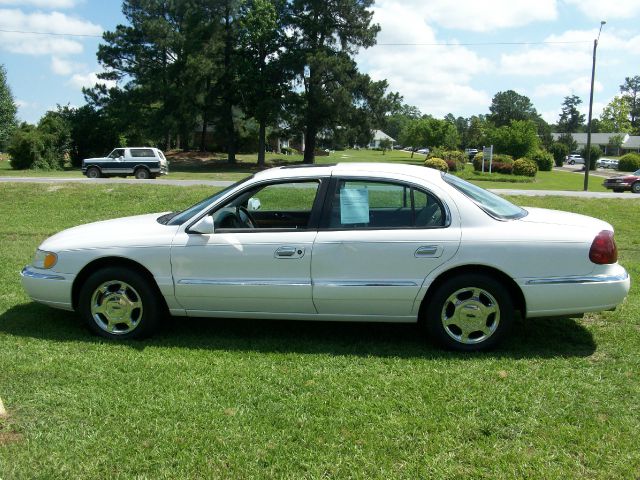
584, 21, 606, 191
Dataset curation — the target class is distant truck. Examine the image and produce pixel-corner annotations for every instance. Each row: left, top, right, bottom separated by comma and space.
82, 147, 169, 179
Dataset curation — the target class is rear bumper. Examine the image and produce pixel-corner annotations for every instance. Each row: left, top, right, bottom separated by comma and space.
20, 266, 74, 311
520, 267, 630, 317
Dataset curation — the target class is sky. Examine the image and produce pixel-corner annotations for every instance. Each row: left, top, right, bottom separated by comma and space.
1, 0, 640, 125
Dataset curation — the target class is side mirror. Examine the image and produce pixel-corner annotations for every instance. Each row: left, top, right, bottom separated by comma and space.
247, 197, 261, 211
190, 216, 214, 234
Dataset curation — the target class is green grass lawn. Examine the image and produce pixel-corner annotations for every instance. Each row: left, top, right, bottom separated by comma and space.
0, 183, 638, 478
0, 150, 612, 192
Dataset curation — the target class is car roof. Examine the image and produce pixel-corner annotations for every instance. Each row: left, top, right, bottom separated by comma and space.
252, 162, 442, 182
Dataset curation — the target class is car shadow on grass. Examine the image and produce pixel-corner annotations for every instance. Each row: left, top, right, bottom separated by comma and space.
0, 303, 596, 359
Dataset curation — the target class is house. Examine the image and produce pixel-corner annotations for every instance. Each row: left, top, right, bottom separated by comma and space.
368, 130, 396, 149
552, 132, 640, 155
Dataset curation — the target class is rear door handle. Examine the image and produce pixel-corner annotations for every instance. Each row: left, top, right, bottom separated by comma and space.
415, 245, 441, 258
275, 246, 305, 258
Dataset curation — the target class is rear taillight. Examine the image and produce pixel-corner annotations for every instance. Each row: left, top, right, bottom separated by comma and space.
589, 230, 618, 264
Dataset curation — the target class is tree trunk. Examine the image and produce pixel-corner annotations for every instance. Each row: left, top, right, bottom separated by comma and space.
200, 76, 211, 152
257, 120, 266, 167
303, 122, 316, 164
223, 6, 236, 164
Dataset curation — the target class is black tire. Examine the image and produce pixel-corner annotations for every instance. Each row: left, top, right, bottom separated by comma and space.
568, 160, 575, 165
632, 182, 640, 194
134, 167, 151, 179
424, 273, 514, 352
78, 267, 161, 340
86, 166, 101, 178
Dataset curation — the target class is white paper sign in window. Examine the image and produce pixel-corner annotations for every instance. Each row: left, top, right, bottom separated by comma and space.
340, 188, 369, 224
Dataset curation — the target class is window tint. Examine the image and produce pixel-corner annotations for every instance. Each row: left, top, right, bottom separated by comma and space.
328, 180, 444, 229
213, 181, 320, 230
130, 149, 155, 158
443, 173, 526, 220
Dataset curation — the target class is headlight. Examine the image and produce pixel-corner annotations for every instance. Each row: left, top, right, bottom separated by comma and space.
33, 250, 58, 269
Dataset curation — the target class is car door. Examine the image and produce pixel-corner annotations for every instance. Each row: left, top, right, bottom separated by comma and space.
171, 178, 327, 316
311, 177, 461, 320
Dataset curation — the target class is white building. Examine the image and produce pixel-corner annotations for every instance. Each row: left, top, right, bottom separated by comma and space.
368, 130, 396, 149
552, 132, 640, 155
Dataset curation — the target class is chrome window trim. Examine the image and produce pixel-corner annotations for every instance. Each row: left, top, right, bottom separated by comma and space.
526, 272, 629, 285
314, 280, 418, 287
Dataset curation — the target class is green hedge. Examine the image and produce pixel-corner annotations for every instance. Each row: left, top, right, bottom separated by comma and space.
530, 150, 553, 171
512, 158, 538, 177
618, 153, 640, 172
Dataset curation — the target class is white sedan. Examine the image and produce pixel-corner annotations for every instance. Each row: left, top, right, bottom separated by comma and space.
21, 163, 630, 351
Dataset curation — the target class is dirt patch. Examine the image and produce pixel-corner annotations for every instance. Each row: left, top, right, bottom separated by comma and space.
0, 431, 23, 446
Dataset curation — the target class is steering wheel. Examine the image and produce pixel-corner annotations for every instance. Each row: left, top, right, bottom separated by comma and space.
236, 206, 256, 229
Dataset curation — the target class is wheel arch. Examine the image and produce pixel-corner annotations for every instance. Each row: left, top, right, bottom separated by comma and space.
85, 164, 102, 174
419, 264, 526, 321
72, 256, 167, 311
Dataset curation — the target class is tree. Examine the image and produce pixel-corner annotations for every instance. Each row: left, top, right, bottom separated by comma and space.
549, 142, 569, 167
399, 117, 460, 156
489, 90, 538, 127
379, 138, 391, 154
384, 103, 421, 142
237, 0, 289, 166
0, 65, 18, 151
599, 95, 632, 133
620, 76, 640, 133
466, 115, 490, 148
557, 95, 585, 134
489, 120, 539, 159
286, 0, 380, 163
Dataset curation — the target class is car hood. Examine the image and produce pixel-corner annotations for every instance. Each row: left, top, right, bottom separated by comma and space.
607, 174, 638, 180
40, 213, 177, 251
519, 207, 612, 231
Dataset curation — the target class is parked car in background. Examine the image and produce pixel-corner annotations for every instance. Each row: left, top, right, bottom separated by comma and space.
21, 163, 630, 352
417, 148, 430, 154
597, 158, 619, 169
82, 147, 169, 179
566, 154, 585, 165
464, 148, 479, 158
603, 169, 640, 193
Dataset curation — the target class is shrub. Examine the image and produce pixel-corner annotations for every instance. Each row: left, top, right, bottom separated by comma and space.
8, 125, 46, 170
530, 149, 554, 171
426, 149, 466, 171
512, 158, 538, 177
424, 157, 449, 172
549, 142, 569, 167
473, 152, 513, 172
618, 153, 640, 172
579, 145, 602, 170
491, 162, 513, 174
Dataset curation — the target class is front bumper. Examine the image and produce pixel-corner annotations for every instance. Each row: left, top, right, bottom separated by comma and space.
521, 267, 631, 317
20, 266, 75, 311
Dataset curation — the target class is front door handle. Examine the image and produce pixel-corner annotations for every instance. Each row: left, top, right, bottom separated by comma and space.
275, 246, 305, 258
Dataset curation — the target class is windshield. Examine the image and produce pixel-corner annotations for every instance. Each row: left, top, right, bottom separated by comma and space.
442, 173, 527, 220
165, 175, 254, 225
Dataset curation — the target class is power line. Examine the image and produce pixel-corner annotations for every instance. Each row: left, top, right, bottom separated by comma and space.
377, 41, 590, 46
0, 28, 102, 38
0, 28, 590, 46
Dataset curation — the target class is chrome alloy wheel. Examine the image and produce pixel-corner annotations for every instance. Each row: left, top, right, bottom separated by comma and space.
441, 287, 500, 345
90, 280, 144, 335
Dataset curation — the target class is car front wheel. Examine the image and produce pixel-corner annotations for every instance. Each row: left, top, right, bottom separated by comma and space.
78, 267, 161, 339
568, 160, 575, 165
86, 166, 101, 178
632, 182, 640, 194
425, 274, 514, 351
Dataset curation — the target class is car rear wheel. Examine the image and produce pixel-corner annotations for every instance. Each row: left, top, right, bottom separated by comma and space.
568, 160, 575, 165
78, 267, 161, 339
632, 182, 640, 194
425, 273, 514, 351
134, 167, 151, 179
86, 166, 101, 178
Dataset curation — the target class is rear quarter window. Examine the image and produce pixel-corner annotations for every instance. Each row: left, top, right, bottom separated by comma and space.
130, 149, 156, 158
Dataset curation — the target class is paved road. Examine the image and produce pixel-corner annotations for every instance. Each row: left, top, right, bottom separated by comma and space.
1, 176, 639, 199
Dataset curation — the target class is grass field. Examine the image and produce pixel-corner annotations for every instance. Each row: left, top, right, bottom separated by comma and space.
0, 183, 638, 478
0, 149, 612, 192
